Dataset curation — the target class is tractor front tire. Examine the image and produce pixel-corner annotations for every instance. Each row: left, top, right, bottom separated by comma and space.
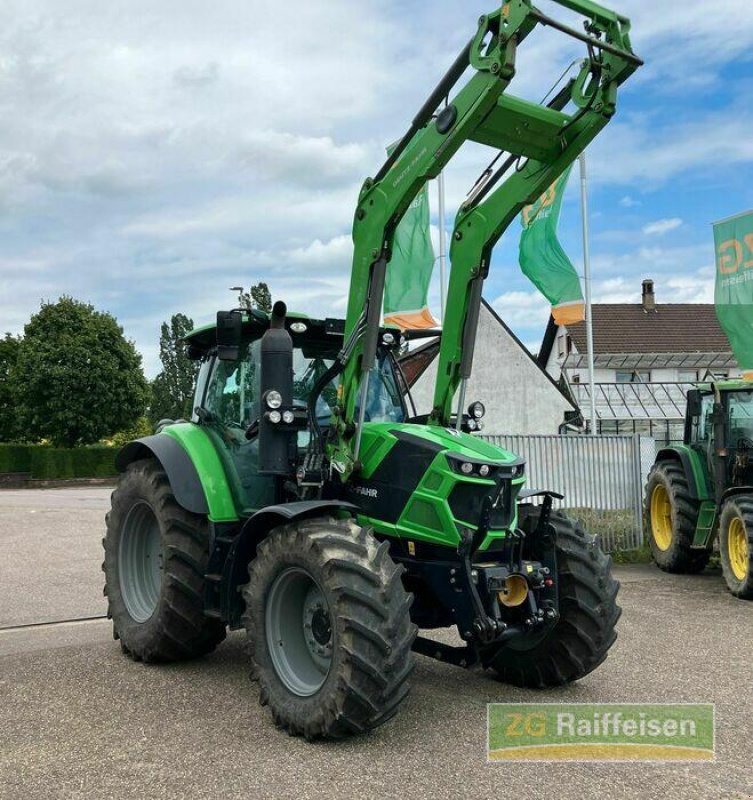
242, 517, 417, 739
483, 510, 621, 688
644, 460, 710, 574
103, 459, 226, 662
719, 496, 753, 599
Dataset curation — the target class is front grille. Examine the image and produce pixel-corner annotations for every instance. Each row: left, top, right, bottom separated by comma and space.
448, 479, 513, 529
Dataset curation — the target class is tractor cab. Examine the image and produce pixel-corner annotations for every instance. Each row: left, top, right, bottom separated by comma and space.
685, 382, 753, 491
183, 310, 407, 513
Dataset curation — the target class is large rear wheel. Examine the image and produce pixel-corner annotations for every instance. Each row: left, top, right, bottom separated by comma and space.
719, 496, 753, 599
103, 459, 226, 662
644, 460, 710, 574
242, 516, 416, 739
482, 509, 621, 688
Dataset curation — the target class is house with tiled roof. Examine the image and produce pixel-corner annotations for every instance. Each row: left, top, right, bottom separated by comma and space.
538, 279, 740, 442
400, 299, 578, 435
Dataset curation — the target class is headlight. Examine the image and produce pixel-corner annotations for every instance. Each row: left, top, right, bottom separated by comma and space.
479, 464, 490, 477
460, 462, 474, 475
282, 410, 294, 424
268, 410, 282, 424
468, 401, 485, 419
467, 418, 478, 431
266, 390, 282, 409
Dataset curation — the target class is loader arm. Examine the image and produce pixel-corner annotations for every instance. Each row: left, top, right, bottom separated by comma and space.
431, 7, 640, 425
330, 0, 641, 474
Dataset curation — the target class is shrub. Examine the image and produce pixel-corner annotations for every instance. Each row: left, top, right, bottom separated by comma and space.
0, 443, 117, 479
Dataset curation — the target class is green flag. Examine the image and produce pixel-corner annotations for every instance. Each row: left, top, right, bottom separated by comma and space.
713, 211, 753, 380
383, 146, 438, 329
519, 164, 584, 325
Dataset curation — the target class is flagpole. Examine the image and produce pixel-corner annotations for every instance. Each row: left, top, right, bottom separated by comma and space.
437, 170, 448, 323
579, 152, 597, 436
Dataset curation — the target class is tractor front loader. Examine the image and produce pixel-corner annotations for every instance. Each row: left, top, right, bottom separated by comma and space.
104, 0, 641, 738
645, 381, 753, 599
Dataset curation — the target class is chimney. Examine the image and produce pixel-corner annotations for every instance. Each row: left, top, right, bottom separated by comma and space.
642, 279, 656, 312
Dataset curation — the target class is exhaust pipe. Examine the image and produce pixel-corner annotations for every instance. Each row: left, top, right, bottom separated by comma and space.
259, 301, 294, 476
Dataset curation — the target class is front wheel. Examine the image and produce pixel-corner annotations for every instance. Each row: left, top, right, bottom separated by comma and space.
241, 517, 417, 739
482, 509, 621, 688
719, 496, 753, 599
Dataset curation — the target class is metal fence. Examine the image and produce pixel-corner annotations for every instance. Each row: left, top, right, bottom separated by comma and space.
480, 434, 651, 552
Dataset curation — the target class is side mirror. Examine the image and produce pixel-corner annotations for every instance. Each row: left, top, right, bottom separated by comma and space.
686, 389, 701, 418
216, 311, 242, 361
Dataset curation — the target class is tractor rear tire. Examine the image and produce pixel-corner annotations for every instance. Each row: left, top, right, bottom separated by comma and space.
103, 459, 226, 662
719, 496, 753, 599
482, 509, 620, 688
241, 516, 417, 739
644, 460, 710, 574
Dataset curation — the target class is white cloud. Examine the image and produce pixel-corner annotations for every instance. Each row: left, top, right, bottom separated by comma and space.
1, 0, 752, 378
589, 111, 753, 188
490, 290, 551, 329
643, 218, 683, 236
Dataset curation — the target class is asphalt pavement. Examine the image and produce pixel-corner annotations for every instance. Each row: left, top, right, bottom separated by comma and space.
1, 488, 752, 800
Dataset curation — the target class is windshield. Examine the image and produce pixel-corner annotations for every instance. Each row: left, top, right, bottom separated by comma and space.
201, 341, 405, 431
292, 343, 405, 425
729, 391, 753, 446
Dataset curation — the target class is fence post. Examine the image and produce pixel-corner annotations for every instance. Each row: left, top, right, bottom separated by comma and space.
631, 433, 644, 547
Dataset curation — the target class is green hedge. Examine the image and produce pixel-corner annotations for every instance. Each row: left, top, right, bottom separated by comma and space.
0, 444, 117, 479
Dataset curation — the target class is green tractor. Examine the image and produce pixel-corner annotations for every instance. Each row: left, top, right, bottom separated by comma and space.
103, 0, 641, 738
645, 381, 753, 599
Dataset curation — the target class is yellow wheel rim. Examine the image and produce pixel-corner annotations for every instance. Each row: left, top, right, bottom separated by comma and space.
650, 484, 673, 551
728, 517, 749, 582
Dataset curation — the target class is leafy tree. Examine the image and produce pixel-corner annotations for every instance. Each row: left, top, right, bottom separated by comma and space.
0, 333, 22, 442
13, 297, 149, 447
149, 313, 199, 423
238, 281, 272, 314
250, 281, 272, 314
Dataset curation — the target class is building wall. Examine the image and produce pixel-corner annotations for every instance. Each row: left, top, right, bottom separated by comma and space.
409, 304, 575, 435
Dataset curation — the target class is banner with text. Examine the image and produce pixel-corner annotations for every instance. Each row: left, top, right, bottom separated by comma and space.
519, 165, 584, 326
713, 211, 753, 379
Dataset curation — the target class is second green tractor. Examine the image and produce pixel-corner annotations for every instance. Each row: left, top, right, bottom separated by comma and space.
645, 381, 753, 599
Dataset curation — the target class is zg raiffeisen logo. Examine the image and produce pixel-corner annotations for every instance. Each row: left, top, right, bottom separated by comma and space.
487, 704, 715, 762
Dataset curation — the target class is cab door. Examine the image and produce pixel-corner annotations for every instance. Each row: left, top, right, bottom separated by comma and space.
197, 341, 275, 513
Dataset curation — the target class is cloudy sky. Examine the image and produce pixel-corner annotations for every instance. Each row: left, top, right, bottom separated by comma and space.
2, 0, 753, 375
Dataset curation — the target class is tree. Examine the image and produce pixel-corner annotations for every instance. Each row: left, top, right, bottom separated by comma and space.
238, 281, 272, 314
13, 297, 149, 447
0, 333, 22, 442
250, 281, 272, 314
149, 313, 199, 423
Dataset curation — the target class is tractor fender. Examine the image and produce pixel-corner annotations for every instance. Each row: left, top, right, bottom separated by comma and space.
721, 486, 753, 505
115, 434, 209, 515
225, 500, 358, 624
655, 446, 710, 501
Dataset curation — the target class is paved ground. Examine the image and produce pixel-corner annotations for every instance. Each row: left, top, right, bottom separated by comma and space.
1, 488, 752, 800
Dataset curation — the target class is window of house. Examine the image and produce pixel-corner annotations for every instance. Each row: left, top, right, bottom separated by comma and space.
615, 370, 651, 383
